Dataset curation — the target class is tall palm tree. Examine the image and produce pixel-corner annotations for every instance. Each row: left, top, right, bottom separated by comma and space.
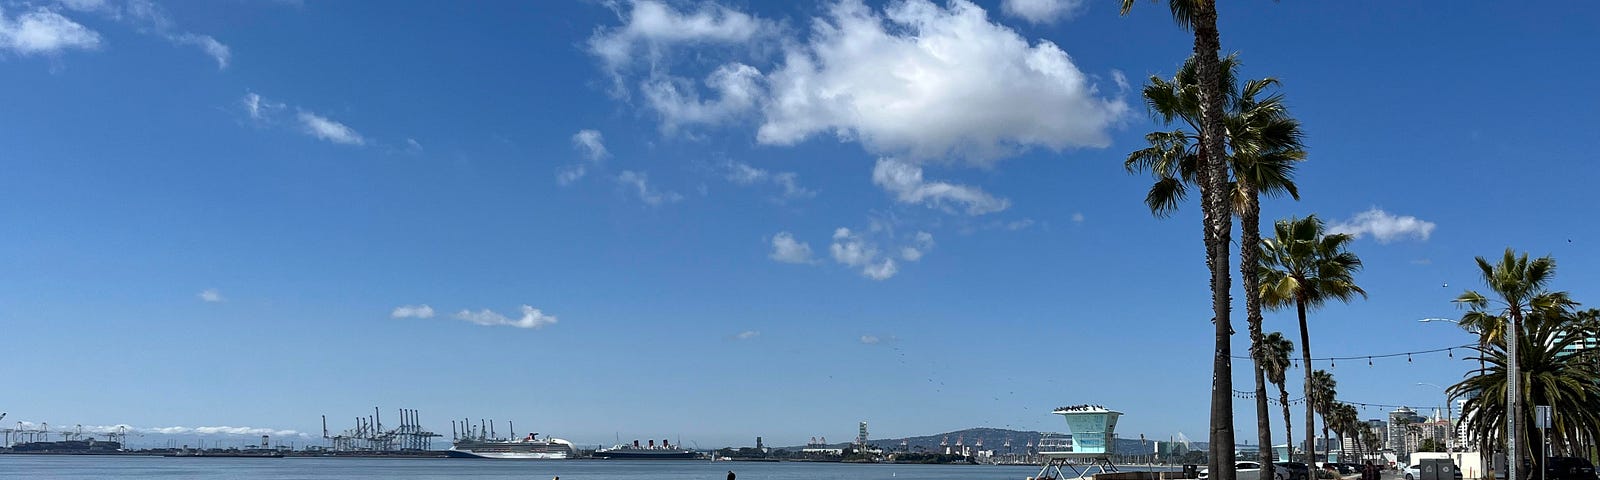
1118, 2, 1233, 478
1127, 53, 1306, 480
1259, 216, 1366, 470
1309, 369, 1337, 462
1261, 331, 1296, 463
1451, 250, 1588, 477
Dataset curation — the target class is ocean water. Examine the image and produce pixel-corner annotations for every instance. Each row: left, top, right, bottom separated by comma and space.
0, 456, 1167, 480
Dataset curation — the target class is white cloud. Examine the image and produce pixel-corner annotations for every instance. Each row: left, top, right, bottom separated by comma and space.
241, 92, 284, 121
404, 138, 424, 153
871, 158, 1009, 215
297, 111, 365, 146
573, 129, 609, 161
1071, 212, 1084, 223
734, 330, 760, 340
57, 0, 112, 12
643, 62, 763, 131
588, 0, 769, 95
197, 288, 224, 303
454, 305, 559, 329
391, 304, 435, 319
830, 227, 901, 280
0, 6, 102, 55
769, 231, 815, 264
859, 334, 883, 345
1000, 0, 1085, 24
722, 160, 815, 201
560, 129, 611, 185
861, 258, 897, 280
830, 227, 875, 267
899, 231, 934, 261
1328, 207, 1436, 244
173, 33, 229, 69
757, 0, 1127, 163
616, 170, 683, 206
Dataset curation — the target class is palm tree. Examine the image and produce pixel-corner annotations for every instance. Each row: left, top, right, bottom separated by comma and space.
1261, 331, 1296, 463
1329, 402, 1358, 462
1127, 53, 1305, 480
1309, 369, 1337, 462
1117, 2, 1233, 478
1259, 215, 1366, 470
1451, 250, 1591, 477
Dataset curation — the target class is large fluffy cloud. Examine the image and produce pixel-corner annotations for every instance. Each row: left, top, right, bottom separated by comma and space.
0, 6, 102, 55
872, 158, 1008, 215
757, 0, 1127, 163
1328, 208, 1437, 243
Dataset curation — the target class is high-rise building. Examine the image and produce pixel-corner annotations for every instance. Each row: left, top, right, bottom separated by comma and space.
856, 422, 868, 447
1388, 406, 1425, 458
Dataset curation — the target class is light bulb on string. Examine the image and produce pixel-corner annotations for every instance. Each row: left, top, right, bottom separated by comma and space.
1448, 348, 1453, 358
1408, 354, 1413, 363
1368, 357, 1373, 366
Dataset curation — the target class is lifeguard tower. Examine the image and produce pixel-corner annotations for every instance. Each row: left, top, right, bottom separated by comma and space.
1033, 405, 1123, 480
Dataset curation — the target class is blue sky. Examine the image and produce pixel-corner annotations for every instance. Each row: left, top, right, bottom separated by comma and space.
2, 0, 1598, 449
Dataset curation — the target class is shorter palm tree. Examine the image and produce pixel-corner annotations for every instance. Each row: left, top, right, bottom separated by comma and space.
1309, 370, 1337, 461
1260, 331, 1296, 460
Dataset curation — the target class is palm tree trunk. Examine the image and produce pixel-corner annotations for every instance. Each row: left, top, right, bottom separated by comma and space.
1299, 298, 1315, 471
1243, 190, 1275, 480
1190, 2, 1237, 479
1280, 385, 1294, 464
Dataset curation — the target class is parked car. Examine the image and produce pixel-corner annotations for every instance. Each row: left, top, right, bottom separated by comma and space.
1200, 461, 1264, 480
1545, 457, 1600, 480
1276, 462, 1311, 480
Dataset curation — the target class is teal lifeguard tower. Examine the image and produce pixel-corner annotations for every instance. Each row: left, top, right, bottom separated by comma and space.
1033, 405, 1123, 480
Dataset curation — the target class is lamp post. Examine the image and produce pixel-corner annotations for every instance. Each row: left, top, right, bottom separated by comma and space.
1420, 317, 1488, 480
1417, 382, 1453, 451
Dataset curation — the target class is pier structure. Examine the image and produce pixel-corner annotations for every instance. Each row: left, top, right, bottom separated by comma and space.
1033, 405, 1124, 480
322, 407, 441, 452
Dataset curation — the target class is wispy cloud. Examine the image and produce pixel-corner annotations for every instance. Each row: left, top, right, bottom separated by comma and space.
172, 32, 229, 69
732, 330, 760, 340
1000, 0, 1086, 25
0, 6, 102, 56
899, 231, 934, 262
871, 158, 1008, 215
616, 170, 683, 206
559, 129, 610, 185
390, 304, 435, 319
197, 288, 224, 303
722, 160, 814, 201
769, 231, 815, 264
453, 305, 558, 329
1328, 207, 1436, 243
297, 111, 365, 146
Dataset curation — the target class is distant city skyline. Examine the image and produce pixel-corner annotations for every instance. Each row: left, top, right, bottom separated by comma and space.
3, 0, 1597, 450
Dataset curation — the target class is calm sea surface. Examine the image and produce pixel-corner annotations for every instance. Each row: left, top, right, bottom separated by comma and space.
0, 456, 1175, 480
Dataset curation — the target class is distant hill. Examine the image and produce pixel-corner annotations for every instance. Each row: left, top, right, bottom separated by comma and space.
782, 427, 1207, 454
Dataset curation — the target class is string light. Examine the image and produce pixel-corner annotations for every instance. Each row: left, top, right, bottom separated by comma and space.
1230, 343, 1473, 362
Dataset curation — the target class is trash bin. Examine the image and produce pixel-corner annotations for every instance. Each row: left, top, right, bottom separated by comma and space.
1185, 464, 1200, 478
1420, 459, 1455, 480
